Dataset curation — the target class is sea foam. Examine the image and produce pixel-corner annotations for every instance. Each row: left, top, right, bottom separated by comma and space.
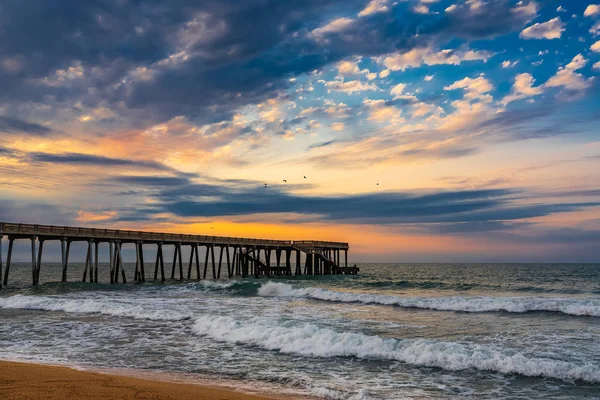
191, 314, 600, 384
0, 294, 190, 321
257, 282, 600, 317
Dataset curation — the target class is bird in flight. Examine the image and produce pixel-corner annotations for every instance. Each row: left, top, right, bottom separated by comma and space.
377, 183, 379, 186
283, 180, 287, 183
304, 176, 307, 179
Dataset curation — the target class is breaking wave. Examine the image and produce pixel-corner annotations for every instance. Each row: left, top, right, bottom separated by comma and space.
191, 315, 600, 384
257, 282, 600, 317
0, 294, 191, 321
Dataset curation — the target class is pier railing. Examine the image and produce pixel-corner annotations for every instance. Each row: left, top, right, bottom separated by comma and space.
0, 222, 348, 248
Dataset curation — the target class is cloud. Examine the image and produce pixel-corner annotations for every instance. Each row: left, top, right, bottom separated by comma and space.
444, 76, 493, 96
413, 5, 431, 14
592, 40, 600, 52
442, 0, 538, 40
501, 73, 544, 106
310, 17, 355, 40
325, 80, 378, 93
363, 99, 404, 124
0, 0, 543, 130
545, 54, 594, 90
520, 18, 565, 40
120, 181, 600, 227
501, 60, 518, 68
357, 0, 389, 17
0, 115, 52, 136
111, 175, 195, 187
390, 83, 407, 96
584, 4, 600, 17
381, 46, 493, 71
28, 152, 175, 172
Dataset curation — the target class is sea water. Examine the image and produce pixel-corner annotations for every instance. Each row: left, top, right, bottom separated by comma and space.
1, 262, 599, 399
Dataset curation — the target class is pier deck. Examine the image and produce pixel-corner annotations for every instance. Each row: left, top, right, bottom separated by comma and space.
0, 222, 357, 288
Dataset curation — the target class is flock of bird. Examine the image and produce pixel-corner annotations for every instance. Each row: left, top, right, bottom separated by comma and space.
264, 176, 379, 187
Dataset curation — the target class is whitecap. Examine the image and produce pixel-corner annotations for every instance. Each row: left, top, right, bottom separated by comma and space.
191, 314, 600, 384
257, 282, 600, 317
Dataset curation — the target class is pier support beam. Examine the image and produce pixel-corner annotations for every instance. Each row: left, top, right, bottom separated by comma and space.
3, 237, 13, 286
63, 240, 71, 282
263, 249, 270, 277
135, 241, 142, 283
275, 249, 281, 276
171, 243, 183, 280
119, 243, 126, 283
154, 243, 165, 282
139, 242, 145, 282
285, 250, 291, 276
83, 240, 93, 283
187, 244, 195, 279
31, 237, 37, 286
217, 246, 224, 279
210, 245, 216, 279
203, 245, 210, 279
194, 244, 200, 280
94, 241, 99, 283
60, 239, 66, 282
295, 250, 301, 276
232, 248, 238, 276
109, 241, 115, 284
226, 246, 231, 278
36, 239, 44, 285
0, 235, 3, 289
345, 250, 348, 272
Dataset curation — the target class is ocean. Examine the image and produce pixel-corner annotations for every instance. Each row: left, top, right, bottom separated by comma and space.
1, 262, 599, 399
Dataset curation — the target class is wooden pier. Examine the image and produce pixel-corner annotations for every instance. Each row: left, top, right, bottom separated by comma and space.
0, 222, 357, 288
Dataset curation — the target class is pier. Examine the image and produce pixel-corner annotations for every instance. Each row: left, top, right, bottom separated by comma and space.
0, 222, 357, 288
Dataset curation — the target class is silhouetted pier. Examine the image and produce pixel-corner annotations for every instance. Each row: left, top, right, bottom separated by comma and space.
0, 222, 356, 288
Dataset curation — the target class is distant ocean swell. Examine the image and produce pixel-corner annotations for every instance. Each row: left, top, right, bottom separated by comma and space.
257, 282, 600, 317
191, 315, 600, 384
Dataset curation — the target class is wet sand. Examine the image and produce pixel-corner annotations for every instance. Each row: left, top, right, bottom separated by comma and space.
0, 361, 289, 400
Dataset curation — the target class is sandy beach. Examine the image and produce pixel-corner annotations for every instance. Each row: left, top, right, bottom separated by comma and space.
0, 361, 289, 400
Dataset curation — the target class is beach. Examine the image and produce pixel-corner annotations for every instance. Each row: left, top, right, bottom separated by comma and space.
0, 361, 289, 400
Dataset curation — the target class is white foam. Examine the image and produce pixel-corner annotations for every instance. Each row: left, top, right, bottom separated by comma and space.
257, 282, 600, 317
0, 294, 190, 321
192, 315, 600, 384
308, 387, 378, 400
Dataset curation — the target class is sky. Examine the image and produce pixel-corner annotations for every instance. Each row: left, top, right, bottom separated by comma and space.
0, 0, 599, 263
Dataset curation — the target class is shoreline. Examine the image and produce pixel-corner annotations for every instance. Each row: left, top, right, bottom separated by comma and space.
0, 360, 314, 400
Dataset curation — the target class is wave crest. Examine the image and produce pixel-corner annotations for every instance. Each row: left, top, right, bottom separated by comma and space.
0, 294, 190, 321
192, 315, 600, 384
257, 282, 600, 317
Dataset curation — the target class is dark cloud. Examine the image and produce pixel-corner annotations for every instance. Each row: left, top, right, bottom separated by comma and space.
441, 0, 538, 40
112, 175, 193, 187
0, 115, 52, 136
308, 140, 336, 150
108, 180, 599, 226
28, 152, 174, 171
